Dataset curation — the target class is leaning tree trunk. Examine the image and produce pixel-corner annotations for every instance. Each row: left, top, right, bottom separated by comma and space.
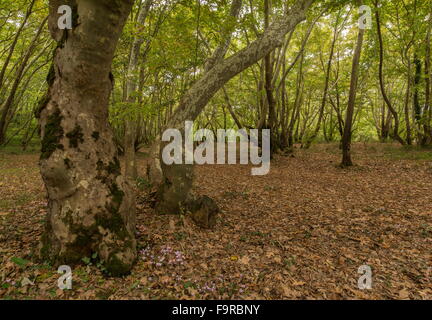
151, 0, 314, 215
375, 0, 405, 145
341, 11, 365, 167
36, 0, 136, 276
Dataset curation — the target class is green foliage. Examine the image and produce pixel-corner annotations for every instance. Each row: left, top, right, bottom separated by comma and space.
11, 257, 30, 268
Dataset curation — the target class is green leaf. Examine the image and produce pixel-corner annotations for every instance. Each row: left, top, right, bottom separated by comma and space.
11, 257, 30, 267
82, 257, 91, 265
183, 281, 195, 289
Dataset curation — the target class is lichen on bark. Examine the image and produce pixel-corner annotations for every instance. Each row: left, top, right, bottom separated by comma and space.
38, 0, 137, 277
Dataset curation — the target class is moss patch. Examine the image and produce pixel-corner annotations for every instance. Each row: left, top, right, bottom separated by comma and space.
66, 125, 84, 148
91, 131, 100, 141
46, 64, 56, 87
105, 253, 131, 277
40, 109, 64, 160
96, 157, 121, 184
35, 94, 50, 119
64, 158, 72, 169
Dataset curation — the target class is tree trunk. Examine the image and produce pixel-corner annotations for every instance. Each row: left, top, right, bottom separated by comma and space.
423, 13, 431, 144
37, 0, 136, 276
288, 53, 304, 150
404, 58, 412, 145
124, 0, 153, 181
264, 0, 278, 154
414, 53, 422, 144
374, 0, 405, 145
341, 12, 365, 167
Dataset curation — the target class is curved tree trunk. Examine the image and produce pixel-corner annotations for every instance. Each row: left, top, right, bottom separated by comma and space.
37, 0, 136, 276
341, 9, 365, 167
151, 0, 314, 214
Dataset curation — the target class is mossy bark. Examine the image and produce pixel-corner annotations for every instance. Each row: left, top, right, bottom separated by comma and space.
37, 0, 135, 276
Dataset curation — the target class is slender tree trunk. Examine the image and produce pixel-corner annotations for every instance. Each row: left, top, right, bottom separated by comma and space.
413, 53, 422, 144
374, 0, 405, 145
341, 13, 364, 167
288, 54, 304, 150
280, 58, 289, 149
424, 14, 431, 144
0, 16, 47, 144
124, 0, 153, 181
264, 0, 278, 154
222, 87, 243, 129
404, 58, 412, 145
37, 0, 135, 276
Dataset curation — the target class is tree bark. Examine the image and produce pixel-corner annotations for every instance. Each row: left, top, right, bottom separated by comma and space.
423, 12, 431, 144
288, 53, 304, 150
413, 52, 422, 144
37, 0, 136, 276
264, 0, 278, 154
404, 58, 412, 145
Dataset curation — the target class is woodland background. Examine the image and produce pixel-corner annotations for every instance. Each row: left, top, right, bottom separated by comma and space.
0, 0, 431, 300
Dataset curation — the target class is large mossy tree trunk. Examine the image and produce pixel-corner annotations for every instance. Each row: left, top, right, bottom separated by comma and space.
37, 0, 136, 276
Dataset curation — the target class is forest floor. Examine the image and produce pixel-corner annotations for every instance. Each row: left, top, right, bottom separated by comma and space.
0, 143, 431, 300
